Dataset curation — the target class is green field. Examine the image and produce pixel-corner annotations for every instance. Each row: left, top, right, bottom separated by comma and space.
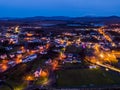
56, 68, 120, 87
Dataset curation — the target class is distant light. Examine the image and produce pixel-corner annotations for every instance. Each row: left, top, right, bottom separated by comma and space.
25, 75, 34, 81
106, 68, 109, 71
100, 53, 104, 58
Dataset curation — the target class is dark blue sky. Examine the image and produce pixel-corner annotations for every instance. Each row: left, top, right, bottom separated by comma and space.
0, 0, 120, 17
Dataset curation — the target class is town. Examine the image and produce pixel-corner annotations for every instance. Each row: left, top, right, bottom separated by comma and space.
0, 17, 120, 90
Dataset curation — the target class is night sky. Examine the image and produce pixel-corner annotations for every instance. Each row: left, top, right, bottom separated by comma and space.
0, 0, 120, 17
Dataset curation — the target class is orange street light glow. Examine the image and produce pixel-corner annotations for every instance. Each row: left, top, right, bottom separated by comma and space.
16, 59, 22, 64
1, 64, 8, 71
26, 33, 33, 37
40, 70, 48, 77
100, 53, 104, 58
25, 75, 34, 81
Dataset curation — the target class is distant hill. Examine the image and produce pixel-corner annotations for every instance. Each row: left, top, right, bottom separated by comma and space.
0, 16, 71, 21
72, 16, 120, 24
0, 16, 120, 24
24, 16, 71, 21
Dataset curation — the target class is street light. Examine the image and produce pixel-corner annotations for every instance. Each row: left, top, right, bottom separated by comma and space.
99, 53, 104, 58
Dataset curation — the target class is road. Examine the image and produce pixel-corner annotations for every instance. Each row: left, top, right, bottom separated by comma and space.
96, 62, 120, 73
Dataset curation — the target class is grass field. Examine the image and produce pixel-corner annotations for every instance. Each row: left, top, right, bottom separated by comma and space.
56, 68, 120, 88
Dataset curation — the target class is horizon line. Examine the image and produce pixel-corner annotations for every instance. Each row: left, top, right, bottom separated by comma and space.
0, 15, 120, 18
